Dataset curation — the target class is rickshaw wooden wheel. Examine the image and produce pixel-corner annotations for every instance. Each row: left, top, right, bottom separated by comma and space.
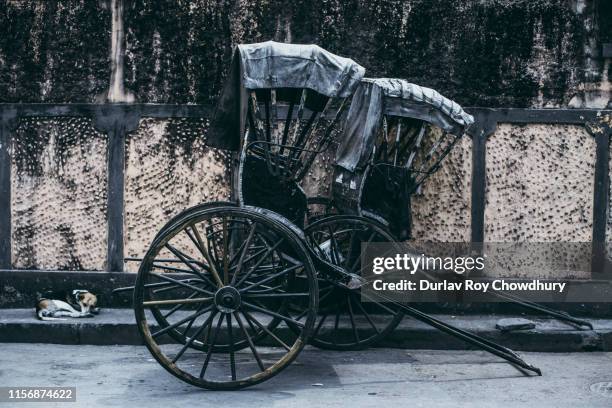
304, 215, 405, 350
144, 201, 280, 351
134, 204, 318, 390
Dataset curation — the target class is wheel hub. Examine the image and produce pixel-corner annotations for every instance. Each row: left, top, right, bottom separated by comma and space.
214, 286, 241, 313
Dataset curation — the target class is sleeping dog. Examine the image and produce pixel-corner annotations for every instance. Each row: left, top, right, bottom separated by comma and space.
36, 290, 99, 321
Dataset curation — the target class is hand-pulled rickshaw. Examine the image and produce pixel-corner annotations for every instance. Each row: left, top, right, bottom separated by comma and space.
113, 41, 590, 390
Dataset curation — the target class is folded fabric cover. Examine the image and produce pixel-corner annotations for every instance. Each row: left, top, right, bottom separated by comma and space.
336, 78, 474, 172
207, 41, 365, 151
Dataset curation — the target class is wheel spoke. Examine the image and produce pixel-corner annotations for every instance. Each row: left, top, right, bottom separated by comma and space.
165, 243, 217, 288
320, 284, 336, 295
353, 293, 381, 334
243, 292, 309, 298
149, 273, 213, 296
151, 261, 218, 281
242, 310, 291, 351
347, 294, 360, 343
234, 239, 284, 287
227, 232, 260, 268
201, 218, 223, 270
199, 313, 224, 379
201, 311, 215, 348
349, 231, 376, 274
139, 279, 197, 291
242, 281, 285, 294
295, 286, 333, 321
186, 224, 224, 288
163, 291, 200, 318
148, 257, 202, 264
369, 297, 400, 316
172, 310, 217, 363
152, 279, 204, 294
164, 243, 207, 268
230, 222, 257, 286
344, 229, 357, 269
151, 263, 198, 275
313, 313, 328, 337
239, 263, 302, 293
243, 310, 260, 335
226, 313, 237, 380
143, 297, 212, 306
139, 280, 172, 288
234, 312, 265, 371
242, 301, 305, 328
226, 245, 270, 275
151, 305, 213, 338
327, 226, 341, 264
181, 301, 211, 337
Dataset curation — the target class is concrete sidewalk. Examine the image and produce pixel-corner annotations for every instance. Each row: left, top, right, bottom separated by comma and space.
1, 344, 611, 407
1, 308, 611, 351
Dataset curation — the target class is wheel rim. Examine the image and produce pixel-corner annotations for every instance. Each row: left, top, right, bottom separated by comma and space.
134, 206, 318, 390
303, 216, 404, 350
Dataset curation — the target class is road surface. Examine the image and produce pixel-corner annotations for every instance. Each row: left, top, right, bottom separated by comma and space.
0, 343, 611, 407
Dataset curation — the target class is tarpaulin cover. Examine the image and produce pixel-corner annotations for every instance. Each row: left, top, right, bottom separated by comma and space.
207, 41, 365, 151
336, 78, 474, 171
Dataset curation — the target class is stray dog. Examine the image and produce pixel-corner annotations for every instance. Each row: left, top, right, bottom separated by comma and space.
36, 290, 99, 321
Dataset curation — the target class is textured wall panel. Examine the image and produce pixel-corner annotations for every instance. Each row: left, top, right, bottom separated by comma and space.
11, 117, 108, 270
410, 133, 472, 242
484, 124, 595, 278
482, 242, 592, 279
123, 118, 231, 269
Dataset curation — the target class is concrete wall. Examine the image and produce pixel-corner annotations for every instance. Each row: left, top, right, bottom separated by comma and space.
1, 0, 611, 274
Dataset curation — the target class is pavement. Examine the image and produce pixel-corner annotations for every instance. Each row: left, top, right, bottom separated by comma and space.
1, 308, 612, 351
0, 343, 611, 407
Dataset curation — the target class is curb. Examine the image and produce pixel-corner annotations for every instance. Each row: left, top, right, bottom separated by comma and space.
1, 309, 611, 351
